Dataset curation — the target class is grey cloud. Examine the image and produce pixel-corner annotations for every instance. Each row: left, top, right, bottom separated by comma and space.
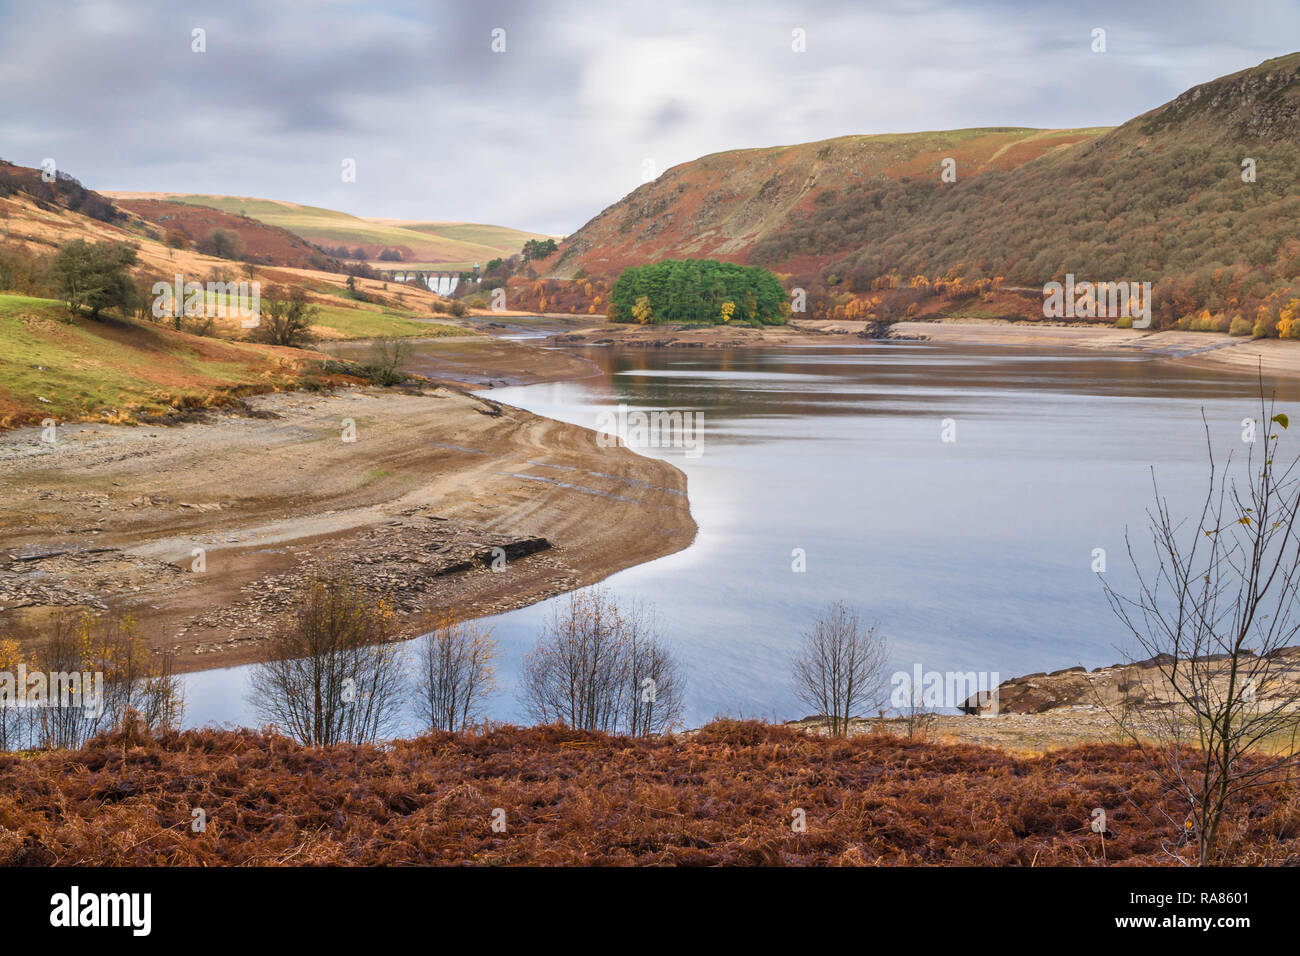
0, 0, 1297, 234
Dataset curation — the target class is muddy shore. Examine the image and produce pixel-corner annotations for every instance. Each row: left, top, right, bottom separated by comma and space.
7, 312, 1299, 700
0, 384, 696, 671
543, 315, 1300, 380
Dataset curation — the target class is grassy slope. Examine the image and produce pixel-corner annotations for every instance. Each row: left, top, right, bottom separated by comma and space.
0, 294, 321, 427
0, 291, 468, 427
0, 179, 479, 429
130, 195, 550, 269
307, 302, 459, 339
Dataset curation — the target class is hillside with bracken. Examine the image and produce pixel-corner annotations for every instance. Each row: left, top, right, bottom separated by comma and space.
545, 127, 1104, 279
3, 718, 1298, 866
511, 53, 1300, 331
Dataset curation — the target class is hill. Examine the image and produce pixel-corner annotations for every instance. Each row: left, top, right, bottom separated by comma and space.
110, 198, 340, 270
1, 719, 1295, 865
0, 160, 475, 428
0, 293, 336, 429
548, 127, 1105, 278
104, 193, 553, 270
530, 53, 1300, 331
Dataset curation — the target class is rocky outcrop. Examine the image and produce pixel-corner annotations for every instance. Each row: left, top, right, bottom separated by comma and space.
962, 648, 1300, 715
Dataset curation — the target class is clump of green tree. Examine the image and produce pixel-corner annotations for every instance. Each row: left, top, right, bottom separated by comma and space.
49, 239, 139, 319
609, 258, 788, 325
520, 238, 558, 262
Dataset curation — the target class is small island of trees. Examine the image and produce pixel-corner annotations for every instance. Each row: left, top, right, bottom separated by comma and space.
609, 258, 788, 325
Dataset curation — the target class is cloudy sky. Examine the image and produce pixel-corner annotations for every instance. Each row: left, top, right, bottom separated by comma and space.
2, 0, 1296, 235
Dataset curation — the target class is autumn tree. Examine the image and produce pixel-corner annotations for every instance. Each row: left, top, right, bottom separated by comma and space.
248, 577, 405, 746
414, 615, 498, 732
1102, 390, 1300, 864
521, 588, 685, 735
631, 295, 654, 325
792, 603, 889, 737
20, 611, 183, 751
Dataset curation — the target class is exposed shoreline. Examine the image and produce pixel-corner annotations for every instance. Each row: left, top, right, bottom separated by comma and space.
7, 314, 1298, 704
540, 314, 1300, 381
0, 384, 697, 672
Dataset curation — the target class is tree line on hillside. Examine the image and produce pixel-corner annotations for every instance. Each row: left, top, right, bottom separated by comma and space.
0, 237, 323, 347
752, 142, 1300, 334
609, 258, 788, 325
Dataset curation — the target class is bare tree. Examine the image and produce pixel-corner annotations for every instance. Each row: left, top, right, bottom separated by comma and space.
624, 618, 687, 737
521, 588, 685, 735
365, 336, 411, 386
247, 284, 317, 347
414, 614, 498, 732
792, 602, 889, 737
1103, 391, 1300, 865
248, 577, 404, 746
900, 682, 937, 741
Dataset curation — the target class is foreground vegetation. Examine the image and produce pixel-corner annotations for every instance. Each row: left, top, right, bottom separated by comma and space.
1, 717, 1296, 865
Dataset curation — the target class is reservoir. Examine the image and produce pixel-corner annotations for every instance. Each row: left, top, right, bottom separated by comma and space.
183, 341, 1300, 729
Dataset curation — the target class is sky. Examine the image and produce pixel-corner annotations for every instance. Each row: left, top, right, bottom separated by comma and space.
1, 0, 1297, 235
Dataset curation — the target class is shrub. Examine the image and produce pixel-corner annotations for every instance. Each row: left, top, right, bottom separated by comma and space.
247, 576, 405, 746
521, 588, 685, 736
362, 336, 410, 386
246, 284, 317, 347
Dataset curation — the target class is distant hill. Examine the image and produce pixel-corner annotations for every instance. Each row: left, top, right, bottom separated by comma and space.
111, 197, 337, 270
548, 127, 1107, 278
104, 193, 553, 270
1, 162, 335, 271
537, 52, 1300, 330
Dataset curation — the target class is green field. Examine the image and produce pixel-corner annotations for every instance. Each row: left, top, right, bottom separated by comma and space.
0, 295, 308, 426
308, 303, 462, 339
0, 293, 467, 427
155, 290, 462, 340
151, 194, 552, 269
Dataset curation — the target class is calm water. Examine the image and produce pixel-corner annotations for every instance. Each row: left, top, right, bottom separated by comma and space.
182, 341, 1300, 730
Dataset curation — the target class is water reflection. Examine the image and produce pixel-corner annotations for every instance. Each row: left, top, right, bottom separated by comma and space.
182, 342, 1300, 730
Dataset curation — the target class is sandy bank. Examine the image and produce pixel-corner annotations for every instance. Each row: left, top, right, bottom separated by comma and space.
541, 315, 1300, 381
328, 332, 602, 389
888, 319, 1300, 379
0, 386, 697, 671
